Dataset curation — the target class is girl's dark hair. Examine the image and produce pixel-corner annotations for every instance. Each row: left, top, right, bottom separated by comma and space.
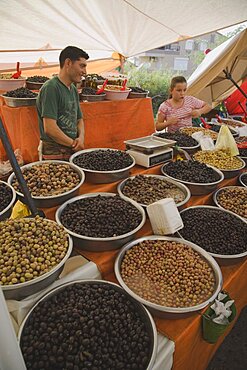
59, 46, 89, 67
170, 76, 187, 90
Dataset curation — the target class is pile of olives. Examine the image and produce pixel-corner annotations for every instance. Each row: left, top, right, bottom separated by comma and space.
3, 87, 37, 98
128, 87, 147, 93
26, 76, 49, 83
0, 183, 13, 212
157, 131, 198, 147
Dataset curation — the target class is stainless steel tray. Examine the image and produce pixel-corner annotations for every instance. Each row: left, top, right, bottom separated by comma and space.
124, 136, 176, 154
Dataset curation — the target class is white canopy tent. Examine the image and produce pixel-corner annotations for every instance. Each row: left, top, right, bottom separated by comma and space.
187, 29, 247, 105
1, 0, 247, 56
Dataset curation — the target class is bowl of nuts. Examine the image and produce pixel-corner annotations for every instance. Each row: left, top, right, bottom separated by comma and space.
180, 127, 218, 141
213, 186, 247, 220
70, 148, 135, 184
0, 74, 26, 91
118, 174, 190, 210
239, 172, 247, 188
18, 280, 158, 370
194, 149, 246, 178
115, 235, 222, 318
56, 193, 146, 251
8, 161, 85, 208
98, 84, 131, 100
161, 161, 224, 195
0, 180, 16, 221
178, 206, 247, 265
0, 217, 73, 299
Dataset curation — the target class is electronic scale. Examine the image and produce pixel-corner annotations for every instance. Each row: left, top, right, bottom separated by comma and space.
125, 135, 176, 168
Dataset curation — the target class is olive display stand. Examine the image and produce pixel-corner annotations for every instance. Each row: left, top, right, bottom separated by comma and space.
0, 97, 155, 163
41, 163, 247, 370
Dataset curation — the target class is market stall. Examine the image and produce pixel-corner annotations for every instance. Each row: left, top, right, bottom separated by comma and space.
41, 163, 247, 370
0, 98, 155, 163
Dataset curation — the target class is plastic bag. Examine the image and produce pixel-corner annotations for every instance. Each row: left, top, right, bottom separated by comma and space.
215, 125, 239, 156
0, 149, 24, 177
10, 200, 31, 219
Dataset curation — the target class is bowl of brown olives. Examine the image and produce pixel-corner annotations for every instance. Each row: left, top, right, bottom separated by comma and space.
115, 235, 222, 318
213, 186, 247, 219
8, 161, 85, 208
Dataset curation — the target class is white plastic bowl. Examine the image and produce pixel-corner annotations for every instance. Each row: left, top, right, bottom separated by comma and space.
98, 85, 131, 101
0, 77, 26, 91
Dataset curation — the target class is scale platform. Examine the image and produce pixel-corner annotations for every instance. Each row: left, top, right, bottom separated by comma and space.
125, 135, 176, 155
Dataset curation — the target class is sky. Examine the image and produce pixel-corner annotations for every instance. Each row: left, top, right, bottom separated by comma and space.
218, 21, 247, 36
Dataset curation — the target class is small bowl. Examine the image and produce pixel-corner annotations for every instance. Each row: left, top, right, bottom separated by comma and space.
98, 85, 131, 101
128, 90, 149, 99
1, 95, 37, 107
8, 160, 85, 208
26, 80, 47, 90
115, 235, 222, 319
0, 180, 16, 221
178, 205, 247, 265
239, 172, 247, 187
80, 93, 106, 102
161, 162, 224, 195
0, 77, 26, 92
213, 186, 247, 220
1, 220, 73, 300
55, 192, 146, 251
18, 280, 158, 370
117, 174, 191, 210
70, 148, 135, 184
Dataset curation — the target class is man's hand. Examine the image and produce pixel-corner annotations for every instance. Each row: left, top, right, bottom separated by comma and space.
191, 109, 202, 118
73, 137, 84, 151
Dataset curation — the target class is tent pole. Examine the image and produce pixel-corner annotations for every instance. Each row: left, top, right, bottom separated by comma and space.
223, 69, 247, 99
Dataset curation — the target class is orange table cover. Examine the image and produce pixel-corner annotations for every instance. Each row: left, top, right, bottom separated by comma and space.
43, 164, 247, 370
0, 98, 155, 162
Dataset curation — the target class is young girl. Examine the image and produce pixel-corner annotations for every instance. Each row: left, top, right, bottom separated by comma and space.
156, 76, 212, 132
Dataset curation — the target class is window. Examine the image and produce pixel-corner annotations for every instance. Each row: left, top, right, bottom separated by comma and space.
185, 40, 194, 50
174, 57, 189, 71
163, 43, 180, 52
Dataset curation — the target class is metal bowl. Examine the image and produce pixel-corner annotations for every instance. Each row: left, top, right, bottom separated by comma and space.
18, 279, 158, 370
2, 219, 73, 300
161, 162, 224, 195
115, 235, 222, 319
1, 95, 37, 107
55, 192, 146, 251
80, 93, 106, 102
178, 205, 247, 265
213, 186, 247, 220
70, 148, 135, 184
117, 174, 191, 210
179, 126, 218, 140
200, 122, 239, 137
218, 157, 246, 179
0, 180, 16, 221
8, 160, 85, 208
26, 80, 48, 90
239, 172, 247, 187
220, 117, 247, 128
128, 90, 149, 99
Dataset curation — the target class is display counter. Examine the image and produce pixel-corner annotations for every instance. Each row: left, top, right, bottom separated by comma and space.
0, 98, 155, 163
41, 163, 247, 370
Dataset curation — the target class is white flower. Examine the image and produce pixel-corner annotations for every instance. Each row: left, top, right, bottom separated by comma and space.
210, 297, 235, 325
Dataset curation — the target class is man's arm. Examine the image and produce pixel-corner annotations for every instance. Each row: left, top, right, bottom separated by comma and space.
43, 118, 74, 147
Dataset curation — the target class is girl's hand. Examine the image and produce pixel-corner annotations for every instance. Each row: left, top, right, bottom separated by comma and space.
191, 109, 201, 118
166, 116, 178, 125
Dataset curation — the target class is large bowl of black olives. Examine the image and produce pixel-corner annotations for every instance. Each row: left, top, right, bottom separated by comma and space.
55, 193, 146, 251
26, 75, 49, 90
70, 148, 135, 183
1, 87, 38, 107
18, 280, 158, 370
0, 180, 16, 221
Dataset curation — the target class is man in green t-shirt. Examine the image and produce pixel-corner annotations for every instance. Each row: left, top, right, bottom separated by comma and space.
36, 46, 89, 160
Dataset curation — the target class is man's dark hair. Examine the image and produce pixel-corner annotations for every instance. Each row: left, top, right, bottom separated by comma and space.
59, 46, 89, 68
